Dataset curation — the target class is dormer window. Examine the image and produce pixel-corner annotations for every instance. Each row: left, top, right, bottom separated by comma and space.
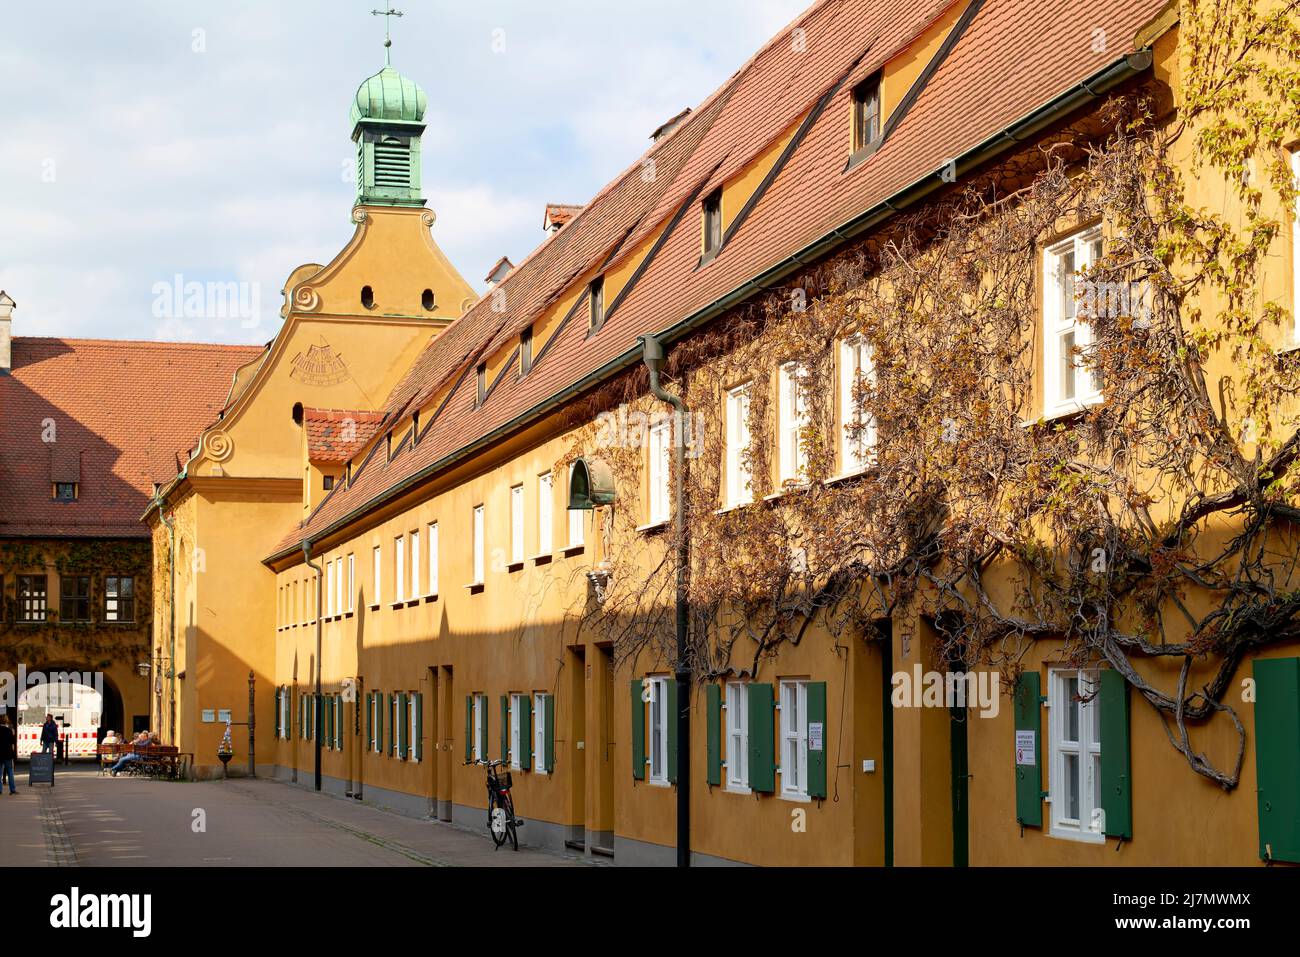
588, 277, 605, 333
53, 482, 77, 502
476, 363, 487, 407
323, 474, 335, 491
411, 411, 420, 444
702, 189, 723, 259
851, 73, 881, 155
520, 326, 533, 376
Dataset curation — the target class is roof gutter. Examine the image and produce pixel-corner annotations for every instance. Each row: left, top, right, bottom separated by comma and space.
268, 50, 1152, 566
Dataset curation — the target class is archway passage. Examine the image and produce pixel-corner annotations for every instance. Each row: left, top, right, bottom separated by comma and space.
3, 663, 128, 761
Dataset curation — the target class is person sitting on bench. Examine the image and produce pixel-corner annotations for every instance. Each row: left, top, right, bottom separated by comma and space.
108, 731, 156, 776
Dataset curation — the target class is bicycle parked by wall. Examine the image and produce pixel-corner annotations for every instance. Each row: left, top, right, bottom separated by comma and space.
479, 758, 521, 851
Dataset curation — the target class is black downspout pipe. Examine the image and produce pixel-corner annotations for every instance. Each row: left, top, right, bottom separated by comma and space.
303, 541, 323, 792
640, 333, 690, 868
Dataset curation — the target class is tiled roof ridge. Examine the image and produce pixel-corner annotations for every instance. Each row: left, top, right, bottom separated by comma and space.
13, 335, 264, 351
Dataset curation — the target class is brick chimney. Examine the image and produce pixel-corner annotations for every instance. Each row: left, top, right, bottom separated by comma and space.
0, 290, 14, 374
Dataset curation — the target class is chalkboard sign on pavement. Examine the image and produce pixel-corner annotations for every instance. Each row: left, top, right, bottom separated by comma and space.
29, 752, 54, 786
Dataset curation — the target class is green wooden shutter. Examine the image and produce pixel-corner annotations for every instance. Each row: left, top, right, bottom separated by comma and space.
328, 694, 335, 748
706, 684, 722, 787
478, 697, 489, 761
274, 688, 282, 738
667, 679, 679, 784
382, 693, 389, 756
807, 681, 827, 799
398, 693, 408, 759
1014, 672, 1043, 828
747, 683, 775, 793
337, 696, 344, 749
1255, 657, 1300, 862
500, 695, 510, 762
631, 679, 645, 780
366, 692, 373, 750
1099, 670, 1131, 839
415, 692, 424, 761
543, 694, 555, 772
464, 695, 473, 763
520, 696, 533, 770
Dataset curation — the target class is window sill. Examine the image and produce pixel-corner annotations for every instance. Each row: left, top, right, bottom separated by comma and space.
764, 482, 809, 502
779, 790, 812, 804
636, 519, 669, 534
1038, 393, 1104, 424
465, 582, 485, 594
1049, 824, 1107, 845
824, 466, 873, 486
345, 611, 355, 618
530, 553, 553, 566
506, 560, 525, 574
404, 598, 420, 608
725, 784, 753, 796
561, 544, 585, 558
423, 593, 439, 603
844, 139, 882, 174
715, 500, 755, 515
647, 778, 672, 789
369, 604, 381, 611
389, 601, 405, 610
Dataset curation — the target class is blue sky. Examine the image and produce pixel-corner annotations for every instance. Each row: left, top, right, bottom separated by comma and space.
0, 0, 809, 344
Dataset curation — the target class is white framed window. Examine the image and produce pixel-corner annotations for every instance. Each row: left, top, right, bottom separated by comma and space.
391, 694, 401, 758
839, 337, 874, 473
533, 693, 548, 773
427, 522, 439, 595
647, 417, 671, 525
335, 558, 344, 616
394, 534, 405, 603
777, 361, 808, 485
647, 676, 669, 784
779, 679, 809, 798
410, 529, 420, 599
347, 553, 355, 612
510, 484, 525, 564
725, 681, 749, 791
1043, 226, 1104, 417
725, 383, 753, 508
472, 505, 485, 583
509, 693, 526, 769
279, 687, 290, 740
472, 693, 487, 763
372, 546, 381, 606
326, 559, 335, 617
370, 693, 381, 752
408, 693, 419, 761
1048, 669, 1104, 843
537, 473, 553, 555
567, 467, 584, 547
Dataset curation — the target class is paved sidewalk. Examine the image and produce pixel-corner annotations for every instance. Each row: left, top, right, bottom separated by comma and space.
3, 763, 587, 867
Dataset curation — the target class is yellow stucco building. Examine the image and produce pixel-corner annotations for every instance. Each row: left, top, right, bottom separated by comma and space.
147, 0, 1300, 866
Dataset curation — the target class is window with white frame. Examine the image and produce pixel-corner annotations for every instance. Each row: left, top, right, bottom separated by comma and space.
279, 688, 290, 739
427, 522, 439, 595
472, 693, 487, 763
394, 534, 405, 603
391, 693, 401, 757
537, 473, 553, 554
726, 681, 749, 790
410, 529, 420, 599
472, 505, 485, 583
370, 692, 381, 752
647, 676, 669, 784
533, 693, 548, 773
509, 693, 526, 769
335, 558, 344, 616
777, 362, 808, 485
648, 417, 671, 525
326, 560, 335, 617
1048, 669, 1104, 842
347, 554, 355, 613
408, 693, 419, 761
372, 546, 381, 606
567, 467, 584, 547
725, 383, 753, 508
780, 679, 809, 798
510, 484, 525, 564
839, 337, 874, 473
1043, 226, 1104, 416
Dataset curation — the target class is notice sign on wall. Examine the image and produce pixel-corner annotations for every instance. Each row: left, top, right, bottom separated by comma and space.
809, 722, 824, 752
1015, 730, 1036, 766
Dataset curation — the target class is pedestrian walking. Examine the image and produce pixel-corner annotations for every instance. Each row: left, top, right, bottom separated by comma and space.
0, 716, 17, 794
39, 714, 57, 755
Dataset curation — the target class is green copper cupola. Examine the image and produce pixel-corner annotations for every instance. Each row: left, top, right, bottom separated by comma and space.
350, 65, 427, 207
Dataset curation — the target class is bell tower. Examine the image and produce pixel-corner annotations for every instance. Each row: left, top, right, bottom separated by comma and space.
350, 4, 426, 208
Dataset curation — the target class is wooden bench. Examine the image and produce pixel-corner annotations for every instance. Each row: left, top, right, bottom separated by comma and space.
97, 742, 124, 774
103, 744, 188, 780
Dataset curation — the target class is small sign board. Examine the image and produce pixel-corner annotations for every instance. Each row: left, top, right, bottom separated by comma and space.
201, 709, 215, 723
1015, 730, 1037, 766
808, 722, 824, 752
217, 709, 232, 723
29, 752, 55, 786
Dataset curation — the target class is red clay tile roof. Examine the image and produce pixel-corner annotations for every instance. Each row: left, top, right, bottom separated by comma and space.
270, 0, 1169, 559
303, 408, 386, 464
0, 337, 262, 538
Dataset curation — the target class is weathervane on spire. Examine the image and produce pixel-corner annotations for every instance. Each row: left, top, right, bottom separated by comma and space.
371, 2, 404, 66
